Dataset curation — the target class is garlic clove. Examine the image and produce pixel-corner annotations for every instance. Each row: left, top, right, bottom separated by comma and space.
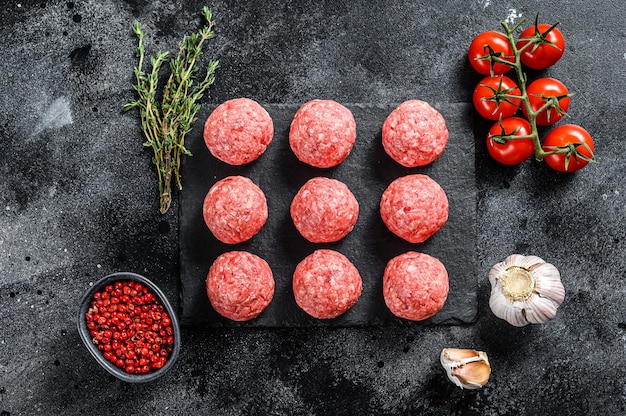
488, 261, 507, 286
489, 279, 530, 327
533, 263, 565, 304
490, 290, 528, 326
488, 254, 565, 327
442, 348, 482, 361
452, 361, 491, 389
515, 255, 545, 270
440, 348, 491, 390
522, 294, 559, 324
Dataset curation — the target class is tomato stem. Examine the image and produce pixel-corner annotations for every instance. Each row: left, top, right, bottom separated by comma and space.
490, 133, 535, 145
500, 20, 548, 160
498, 20, 586, 162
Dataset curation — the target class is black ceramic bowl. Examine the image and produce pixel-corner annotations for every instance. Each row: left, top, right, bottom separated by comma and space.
77, 272, 181, 383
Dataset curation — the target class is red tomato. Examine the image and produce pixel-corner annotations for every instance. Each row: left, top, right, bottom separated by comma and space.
523, 77, 570, 126
486, 117, 535, 165
517, 23, 565, 70
473, 75, 521, 120
468, 31, 515, 75
542, 124, 595, 172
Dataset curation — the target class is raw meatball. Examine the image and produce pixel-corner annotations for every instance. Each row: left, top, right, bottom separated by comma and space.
289, 99, 356, 168
293, 249, 362, 319
382, 100, 448, 167
380, 174, 448, 243
203, 176, 268, 244
290, 177, 359, 243
204, 98, 273, 165
383, 251, 449, 321
206, 251, 275, 321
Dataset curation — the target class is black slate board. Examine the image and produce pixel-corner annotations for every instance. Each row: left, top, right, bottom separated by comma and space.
179, 103, 476, 327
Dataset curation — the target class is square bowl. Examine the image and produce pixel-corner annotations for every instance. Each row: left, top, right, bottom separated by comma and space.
77, 272, 181, 383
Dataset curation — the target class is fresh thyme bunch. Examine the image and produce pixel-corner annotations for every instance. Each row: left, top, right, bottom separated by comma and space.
124, 6, 219, 214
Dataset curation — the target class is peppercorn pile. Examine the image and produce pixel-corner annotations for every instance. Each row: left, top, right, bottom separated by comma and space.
85, 280, 175, 375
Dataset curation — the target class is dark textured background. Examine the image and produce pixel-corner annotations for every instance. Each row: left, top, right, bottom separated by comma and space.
1, 0, 625, 414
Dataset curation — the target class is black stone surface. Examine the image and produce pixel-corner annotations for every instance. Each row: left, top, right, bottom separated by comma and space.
1, 1, 625, 415
180, 103, 476, 327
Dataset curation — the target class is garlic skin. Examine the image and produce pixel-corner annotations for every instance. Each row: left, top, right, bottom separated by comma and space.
489, 254, 565, 327
440, 348, 491, 390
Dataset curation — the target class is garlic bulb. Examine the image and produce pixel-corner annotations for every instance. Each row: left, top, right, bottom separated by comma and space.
489, 254, 565, 327
440, 348, 491, 390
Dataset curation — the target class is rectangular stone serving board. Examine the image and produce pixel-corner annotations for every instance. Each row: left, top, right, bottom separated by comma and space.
179, 103, 477, 327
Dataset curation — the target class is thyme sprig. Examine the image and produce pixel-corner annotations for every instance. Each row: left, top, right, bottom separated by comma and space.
124, 6, 219, 214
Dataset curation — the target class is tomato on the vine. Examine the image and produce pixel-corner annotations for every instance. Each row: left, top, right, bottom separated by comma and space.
523, 77, 570, 126
517, 23, 565, 70
468, 31, 515, 75
473, 75, 521, 120
542, 124, 595, 172
486, 117, 535, 165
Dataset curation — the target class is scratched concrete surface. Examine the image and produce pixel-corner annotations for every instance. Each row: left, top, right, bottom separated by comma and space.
1, 0, 625, 414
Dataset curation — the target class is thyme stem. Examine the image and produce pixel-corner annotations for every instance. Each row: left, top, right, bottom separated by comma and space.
124, 6, 219, 214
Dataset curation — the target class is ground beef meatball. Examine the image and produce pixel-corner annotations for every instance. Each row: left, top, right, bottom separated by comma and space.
383, 251, 449, 321
380, 174, 448, 243
292, 249, 362, 319
203, 176, 268, 244
290, 177, 359, 243
206, 251, 275, 321
204, 98, 274, 165
382, 100, 448, 167
289, 99, 356, 168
